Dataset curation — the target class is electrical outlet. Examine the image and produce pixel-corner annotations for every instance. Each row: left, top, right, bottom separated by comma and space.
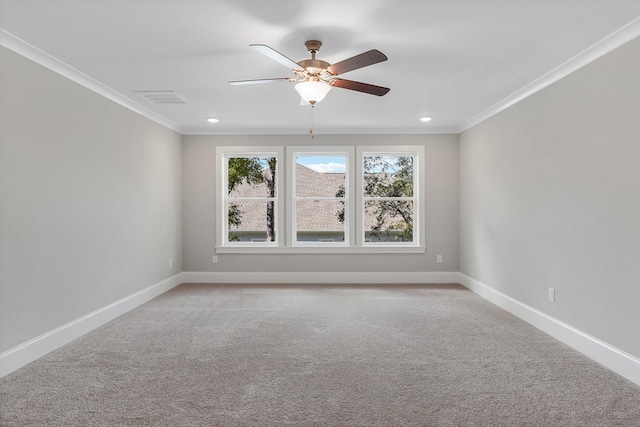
437, 254, 443, 264
548, 288, 555, 303
169, 258, 173, 268
212, 255, 218, 264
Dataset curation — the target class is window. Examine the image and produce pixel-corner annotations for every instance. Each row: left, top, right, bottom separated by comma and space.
216, 145, 423, 253
289, 147, 353, 246
217, 147, 283, 247
360, 149, 417, 245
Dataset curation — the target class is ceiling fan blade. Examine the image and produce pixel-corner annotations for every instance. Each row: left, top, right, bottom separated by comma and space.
326, 49, 388, 76
250, 44, 304, 71
331, 78, 390, 96
229, 77, 296, 85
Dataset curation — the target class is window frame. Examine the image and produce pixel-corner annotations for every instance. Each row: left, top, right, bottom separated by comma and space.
216, 146, 284, 248
215, 145, 425, 254
357, 146, 424, 247
287, 146, 355, 247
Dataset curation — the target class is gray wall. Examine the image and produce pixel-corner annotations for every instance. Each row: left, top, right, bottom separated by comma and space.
0, 46, 183, 352
8, 26, 637, 367
182, 134, 459, 273
459, 36, 640, 358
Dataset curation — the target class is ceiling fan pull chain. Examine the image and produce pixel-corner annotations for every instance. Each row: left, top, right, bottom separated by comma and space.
310, 105, 315, 139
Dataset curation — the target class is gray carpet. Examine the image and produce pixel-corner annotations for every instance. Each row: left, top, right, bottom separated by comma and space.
1, 283, 639, 426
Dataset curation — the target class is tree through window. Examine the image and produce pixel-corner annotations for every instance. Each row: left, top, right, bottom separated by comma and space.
362, 154, 415, 243
225, 154, 278, 243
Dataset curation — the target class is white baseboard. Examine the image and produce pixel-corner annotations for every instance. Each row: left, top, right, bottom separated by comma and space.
4, 271, 639, 389
458, 273, 640, 388
0, 271, 455, 379
181, 271, 461, 284
0, 273, 184, 379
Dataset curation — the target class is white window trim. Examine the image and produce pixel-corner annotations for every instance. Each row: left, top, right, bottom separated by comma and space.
215, 145, 425, 254
287, 146, 355, 247
215, 146, 284, 248
215, 246, 426, 254
357, 145, 425, 247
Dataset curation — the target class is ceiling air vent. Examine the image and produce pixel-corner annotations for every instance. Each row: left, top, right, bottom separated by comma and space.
134, 90, 187, 104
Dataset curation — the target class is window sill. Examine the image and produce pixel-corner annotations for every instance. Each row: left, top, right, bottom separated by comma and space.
215, 246, 426, 254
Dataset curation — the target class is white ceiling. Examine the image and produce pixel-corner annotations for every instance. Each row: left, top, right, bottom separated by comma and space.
2, 0, 640, 135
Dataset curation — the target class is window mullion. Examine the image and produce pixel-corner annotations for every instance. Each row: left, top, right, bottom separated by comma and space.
354, 147, 363, 246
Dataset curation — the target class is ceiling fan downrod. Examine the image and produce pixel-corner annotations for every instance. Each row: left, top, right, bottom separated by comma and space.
297, 40, 331, 79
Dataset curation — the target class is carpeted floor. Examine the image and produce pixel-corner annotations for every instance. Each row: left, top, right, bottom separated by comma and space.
1, 283, 639, 426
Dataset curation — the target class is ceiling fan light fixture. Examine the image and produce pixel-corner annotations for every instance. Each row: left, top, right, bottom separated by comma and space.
295, 80, 331, 105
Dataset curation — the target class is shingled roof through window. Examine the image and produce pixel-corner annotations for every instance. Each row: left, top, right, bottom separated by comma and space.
228, 164, 345, 232
227, 164, 408, 233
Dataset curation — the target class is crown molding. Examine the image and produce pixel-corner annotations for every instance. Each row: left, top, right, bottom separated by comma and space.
4, 16, 640, 138
459, 16, 640, 133
0, 29, 185, 134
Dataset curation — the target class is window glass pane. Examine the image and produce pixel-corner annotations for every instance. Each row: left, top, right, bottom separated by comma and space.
296, 155, 346, 197
296, 200, 345, 242
364, 200, 414, 242
228, 156, 277, 197
228, 201, 276, 242
363, 155, 413, 197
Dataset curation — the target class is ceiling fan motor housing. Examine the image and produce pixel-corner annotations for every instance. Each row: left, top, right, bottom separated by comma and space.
298, 59, 331, 76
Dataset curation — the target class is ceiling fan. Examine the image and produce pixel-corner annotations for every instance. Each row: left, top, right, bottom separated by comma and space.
229, 40, 390, 106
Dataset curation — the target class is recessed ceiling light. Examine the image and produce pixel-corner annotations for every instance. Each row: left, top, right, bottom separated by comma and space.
206, 117, 219, 123
420, 116, 433, 122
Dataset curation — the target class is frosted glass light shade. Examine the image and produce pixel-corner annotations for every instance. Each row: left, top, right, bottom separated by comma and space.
295, 81, 331, 104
